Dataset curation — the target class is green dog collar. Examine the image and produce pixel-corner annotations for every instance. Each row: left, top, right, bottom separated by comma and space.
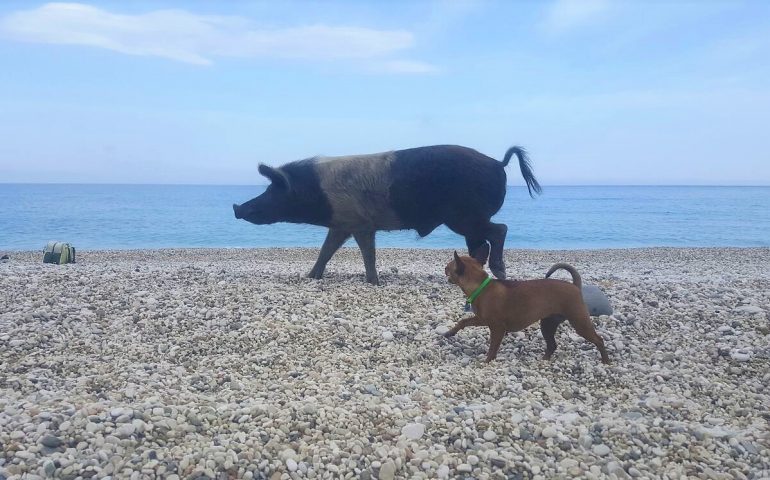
466, 276, 492, 305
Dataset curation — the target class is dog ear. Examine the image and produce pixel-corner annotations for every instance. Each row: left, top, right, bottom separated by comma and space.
471, 242, 490, 266
453, 250, 465, 275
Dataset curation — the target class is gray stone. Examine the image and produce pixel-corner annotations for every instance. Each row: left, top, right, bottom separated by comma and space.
490, 458, 507, 468
734, 305, 763, 315
607, 461, 630, 479
115, 424, 136, 438
364, 385, 380, 396
582, 284, 613, 316
39, 435, 63, 448
43, 460, 56, 477
741, 441, 759, 455
622, 411, 644, 421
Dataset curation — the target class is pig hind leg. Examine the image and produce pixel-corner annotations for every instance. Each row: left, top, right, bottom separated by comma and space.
446, 217, 498, 278
485, 222, 508, 280
465, 235, 490, 266
308, 228, 351, 279
448, 219, 508, 279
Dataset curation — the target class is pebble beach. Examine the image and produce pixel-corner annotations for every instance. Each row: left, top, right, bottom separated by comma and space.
1, 247, 769, 480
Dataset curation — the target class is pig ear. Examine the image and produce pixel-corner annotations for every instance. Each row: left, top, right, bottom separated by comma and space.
258, 164, 289, 189
454, 251, 465, 275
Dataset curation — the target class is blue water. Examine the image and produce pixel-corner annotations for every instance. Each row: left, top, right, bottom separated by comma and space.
1, 184, 769, 251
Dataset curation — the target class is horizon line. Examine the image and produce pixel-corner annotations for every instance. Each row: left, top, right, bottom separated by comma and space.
1, 182, 770, 188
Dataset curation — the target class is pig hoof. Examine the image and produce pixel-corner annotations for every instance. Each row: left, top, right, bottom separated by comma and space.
307, 270, 324, 280
366, 276, 380, 286
490, 264, 506, 280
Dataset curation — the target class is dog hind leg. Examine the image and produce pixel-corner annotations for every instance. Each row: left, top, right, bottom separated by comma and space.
540, 314, 565, 360
567, 311, 611, 364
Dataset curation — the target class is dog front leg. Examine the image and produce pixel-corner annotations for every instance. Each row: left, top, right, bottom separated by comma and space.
444, 315, 488, 337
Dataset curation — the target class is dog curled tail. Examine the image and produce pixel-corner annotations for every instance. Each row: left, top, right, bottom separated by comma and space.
545, 263, 582, 289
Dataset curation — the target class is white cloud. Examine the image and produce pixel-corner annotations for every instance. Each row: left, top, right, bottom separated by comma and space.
367, 59, 440, 75
711, 29, 770, 63
0, 2, 433, 70
541, 0, 611, 34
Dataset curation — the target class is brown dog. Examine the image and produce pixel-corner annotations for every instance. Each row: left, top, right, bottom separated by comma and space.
444, 251, 610, 364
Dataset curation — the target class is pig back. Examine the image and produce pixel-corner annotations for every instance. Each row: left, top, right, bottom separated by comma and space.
388, 145, 507, 232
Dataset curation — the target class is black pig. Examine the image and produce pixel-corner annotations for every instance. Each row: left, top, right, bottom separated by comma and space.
233, 144, 540, 284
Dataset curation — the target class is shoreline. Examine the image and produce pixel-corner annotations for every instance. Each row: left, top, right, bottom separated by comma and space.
1, 248, 769, 478
4, 244, 770, 254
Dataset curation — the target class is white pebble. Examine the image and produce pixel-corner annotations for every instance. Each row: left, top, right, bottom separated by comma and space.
437, 465, 450, 479
435, 325, 450, 335
542, 426, 558, 438
457, 463, 472, 473
401, 423, 425, 440
593, 444, 611, 456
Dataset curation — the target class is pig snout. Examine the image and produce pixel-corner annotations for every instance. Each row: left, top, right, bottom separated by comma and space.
232, 204, 243, 219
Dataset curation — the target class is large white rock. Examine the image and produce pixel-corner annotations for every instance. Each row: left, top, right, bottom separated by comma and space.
402, 423, 425, 440
435, 325, 450, 336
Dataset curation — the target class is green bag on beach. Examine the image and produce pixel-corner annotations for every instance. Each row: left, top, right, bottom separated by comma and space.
43, 241, 76, 264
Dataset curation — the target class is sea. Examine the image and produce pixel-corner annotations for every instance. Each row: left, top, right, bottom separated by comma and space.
1, 184, 769, 251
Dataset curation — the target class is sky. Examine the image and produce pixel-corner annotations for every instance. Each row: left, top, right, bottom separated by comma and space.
0, 0, 768, 186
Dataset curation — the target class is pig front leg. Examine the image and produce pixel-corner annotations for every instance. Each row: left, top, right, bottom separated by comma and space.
308, 228, 351, 280
353, 230, 379, 285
